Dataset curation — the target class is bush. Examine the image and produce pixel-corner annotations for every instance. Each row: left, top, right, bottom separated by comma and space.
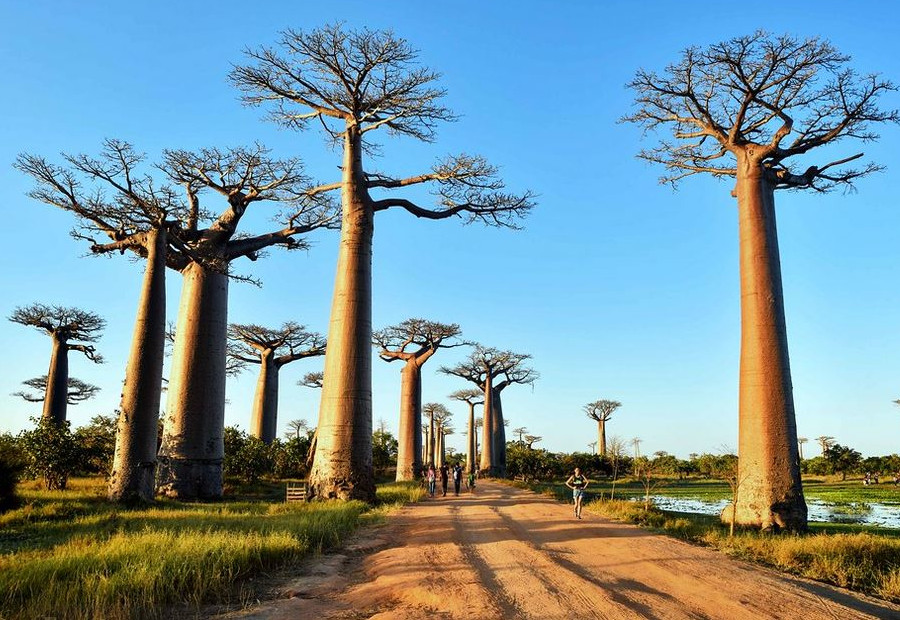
18, 418, 80, 490
0, 433, 26, 511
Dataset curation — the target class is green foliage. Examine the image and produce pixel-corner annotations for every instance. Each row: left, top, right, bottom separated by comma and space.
0, 433, 27, 512
372, 428, 398, 474
73, 414, 117, 476
18, 418, 79, 490
825, 443, 864, 481
506, 443, 553, 481
222, 427, 272, 483
271, 437, 310, 479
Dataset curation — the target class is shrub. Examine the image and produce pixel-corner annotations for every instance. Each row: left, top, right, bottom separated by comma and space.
0, 433, 26, 511
18, 418, 80, 490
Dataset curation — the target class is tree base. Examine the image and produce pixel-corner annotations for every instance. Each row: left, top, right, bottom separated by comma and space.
721, 498, 807, 533
307, 474, 376, 503
108, 461, 156, 503
156, 457, 222, 500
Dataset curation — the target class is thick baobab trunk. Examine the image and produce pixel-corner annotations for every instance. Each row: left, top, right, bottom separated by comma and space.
43, 334, 69, 425
438, 431, 446, 467
466, 402, 477, 474
492, 387, 507, 477
109, 227, 166, 503
730, 165, 806, 532
308, 128, 376, 502
396, 361, 422, 481
598, 419, 607, 457
250, 351, 280, 444
480, 374, 494, 474
158, 262, 229, 500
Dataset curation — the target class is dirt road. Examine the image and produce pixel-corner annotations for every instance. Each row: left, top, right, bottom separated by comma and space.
225, 481, 900, 619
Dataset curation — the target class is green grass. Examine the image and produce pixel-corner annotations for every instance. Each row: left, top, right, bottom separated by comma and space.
0, 477, 425, 620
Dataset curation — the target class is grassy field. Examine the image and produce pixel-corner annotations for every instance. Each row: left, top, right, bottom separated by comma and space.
511, 477, 900, 603
0, 477, 425, 620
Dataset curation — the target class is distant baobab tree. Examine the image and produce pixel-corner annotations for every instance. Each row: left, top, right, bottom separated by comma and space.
584, 399, 622, 456
285, 418, 310, 441
16, 140, 189, 503
9, 304, 104, 426
14, 376, 99, 406
374, 319, 464, 481
587, 441, 597, 455
298, 371, 324, 469
227, 322, 326, 444
625, 32, 898, 531
441, 346, 535, 476
797, 437, 808, 461
157, 145, 336, 500
513, 427, 528, 443
816, 436, 836, 456
631, 437, 642, 459
423, 403, 450, 467
232, 24, 535, 501
449, 389, 483, 474
524, 435, 542, 449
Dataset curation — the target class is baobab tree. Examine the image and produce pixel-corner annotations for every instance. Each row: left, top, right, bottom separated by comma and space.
441, 346, 534, 476
449, 389, 483, 474
798, 437, 808, 461
524, 435, 542, 449
297, 371, 324, 470
9, 304, 104, 426
157, 145, 336, 500
14, 376, 99, 406
16, 140, 188, 503
513, 427, 528, 443
588, 441, 597, 455
232, 24, 534, 501
625, 32, 897, 531
816, 436, 836, 456
374, 319, 463, 481
227, 322, 326, 444
631, 437, 643, 459
584, 399, 622, 456
422, 403, 450, 467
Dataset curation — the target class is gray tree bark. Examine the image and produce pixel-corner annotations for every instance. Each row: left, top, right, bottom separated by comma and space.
158, 262, 229, 499
396, 362, 422, 481
249, 350, 280, 444
108, 227, 167, 502
466, 401, 477, 474
43, 334, 69, 425
308, 127, 376, 502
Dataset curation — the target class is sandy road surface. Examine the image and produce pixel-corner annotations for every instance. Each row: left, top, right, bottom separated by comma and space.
225, 481, 900, 619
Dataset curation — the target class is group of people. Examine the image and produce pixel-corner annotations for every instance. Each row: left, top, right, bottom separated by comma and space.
424, 463, 477, 497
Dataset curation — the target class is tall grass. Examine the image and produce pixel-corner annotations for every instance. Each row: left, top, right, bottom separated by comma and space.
0, 478, 424, 619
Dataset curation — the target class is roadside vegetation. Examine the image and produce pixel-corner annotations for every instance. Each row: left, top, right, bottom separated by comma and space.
0, 477, 424, 620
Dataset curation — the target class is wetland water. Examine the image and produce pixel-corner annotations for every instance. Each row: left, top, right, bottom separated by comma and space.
645, 496, 900, 528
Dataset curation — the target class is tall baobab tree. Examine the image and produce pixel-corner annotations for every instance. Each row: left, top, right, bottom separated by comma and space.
232, 25, 534, 501
14, 376, 99, 406
422, 403, 450, 467
9, 304, 104, 426
816, 436, 836, 456
797, 437, 808, 461
374, 319, 463, 481
16, 140, 189, 503
450, 389, 484, 474
631, 437, 642, 459
587, 441, 597, 455
442, 346, 535, 476
625, 32, 897, 531
157, 145, 336, 500
524, 435, 542, 449
227, 322, 326, 443
584, 399, 622, 456
286, 418, 310, 441
513, 427, 528, 443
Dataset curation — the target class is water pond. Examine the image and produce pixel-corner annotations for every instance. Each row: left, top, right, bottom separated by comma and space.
641, 496, 900, 528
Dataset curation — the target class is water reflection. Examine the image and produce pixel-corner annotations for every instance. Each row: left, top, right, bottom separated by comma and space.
638, 496, 900, 528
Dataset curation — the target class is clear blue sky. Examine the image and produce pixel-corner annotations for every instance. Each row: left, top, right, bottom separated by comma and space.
1, 1, 899, 459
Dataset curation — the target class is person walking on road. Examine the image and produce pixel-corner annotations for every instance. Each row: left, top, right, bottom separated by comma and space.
452, 464, 463, 495
566, 467, 589, 519
440, 464, 450, 496
426, 465, 437, 497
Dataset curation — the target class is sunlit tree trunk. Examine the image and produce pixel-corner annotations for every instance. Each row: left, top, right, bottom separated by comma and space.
249, 350, 280, 444
396, 361, 422, 480
598, 419, 607, 456
43, 334, 68, 425
109, 227, 166, 502
480, 374, 494, 474
438, 430, 445, 467
732, 161, 806, 531
158, 262, 229, 499
466, 401, 476, 474
428, 410, 436, 466
309, 127, 376, 502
